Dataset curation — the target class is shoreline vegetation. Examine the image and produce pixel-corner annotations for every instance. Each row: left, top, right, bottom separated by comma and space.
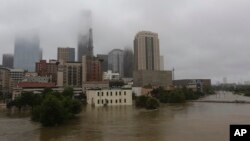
7, 87, 82, 127
3, 86, 215, 126
214, 85, 250, 97
135, 86, 215, 110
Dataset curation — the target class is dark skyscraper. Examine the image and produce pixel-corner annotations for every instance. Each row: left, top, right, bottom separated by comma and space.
14, 32, 42, 71
123, 48, 134, 78
78, 28, 94, 61
97, 54, 108, 72
2, 54, 14, 69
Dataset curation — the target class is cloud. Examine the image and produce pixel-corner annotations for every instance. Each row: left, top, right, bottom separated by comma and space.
0, 0, 250, 83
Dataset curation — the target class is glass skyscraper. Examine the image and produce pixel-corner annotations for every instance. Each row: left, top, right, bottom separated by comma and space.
108, 49, 124, 77
14, 33, 42, 72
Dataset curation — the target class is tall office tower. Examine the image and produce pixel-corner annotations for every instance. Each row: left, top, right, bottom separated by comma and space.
160, 55, 164, 70
134, 31, 160, 71
14, 33, 41, 72
123, 47, 134, 78
57, 47, 75, 62
97, 54, 108, 72
78, 28, 94, 61
2, 54, 14, 69
35, 60, 58, 83
108, 49, 124, 77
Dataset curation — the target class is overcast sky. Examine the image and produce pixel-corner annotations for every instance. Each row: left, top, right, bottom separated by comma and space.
0, 0, 250, 84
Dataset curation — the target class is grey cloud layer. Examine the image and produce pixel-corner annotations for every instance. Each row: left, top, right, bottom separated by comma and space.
0, 0, 250, 83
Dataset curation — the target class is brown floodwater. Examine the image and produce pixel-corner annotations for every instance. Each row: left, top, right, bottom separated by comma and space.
1, 91, 250, 141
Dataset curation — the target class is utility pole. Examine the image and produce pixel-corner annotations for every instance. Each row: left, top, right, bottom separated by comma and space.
172, 68, 175, 81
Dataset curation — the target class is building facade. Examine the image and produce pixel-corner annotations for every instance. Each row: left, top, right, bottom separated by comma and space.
10, 69, 24, 82
63, 62, 82, 88
103, 70, 120, 80
133, 70, 172, 89
57, 47, 75, 62
97, 54, 108, 72
108, 49, 124, 77
85, 57, 103, 82
22, 76, 50, 83
123, 48, 134, 78
86, 89, 132, 107
134, 31, 160, 71
82, 81, 109, 91
14, 33, 42, 71
2, 54, 14, 69
35, 60, 58, 83
0, 67, 11, 93
10, 69, 24, 90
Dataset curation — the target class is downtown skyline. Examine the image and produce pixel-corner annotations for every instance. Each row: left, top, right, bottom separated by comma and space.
1, 0, 250, 84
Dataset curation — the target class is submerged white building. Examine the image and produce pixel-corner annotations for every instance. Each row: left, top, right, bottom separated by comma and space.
86, 89, 133, 107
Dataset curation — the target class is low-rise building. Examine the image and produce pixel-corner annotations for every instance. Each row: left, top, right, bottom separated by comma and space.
10, 69, 24, 91
86, 88, 132, 107
22, 76, 50, 83
35, 60, 58, 83
132, 87, 153, 96
173, 79, 212, 92
12, 85, 82, 100
82, 81, 109, 91
103, 70, 120, 80
24, 72, 38, 77
133, 70, 172, 89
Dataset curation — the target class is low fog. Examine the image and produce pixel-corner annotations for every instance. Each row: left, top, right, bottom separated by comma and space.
1, 0, 250, 84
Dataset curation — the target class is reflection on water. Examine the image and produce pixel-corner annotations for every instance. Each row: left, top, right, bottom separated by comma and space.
1, 91, 250, 141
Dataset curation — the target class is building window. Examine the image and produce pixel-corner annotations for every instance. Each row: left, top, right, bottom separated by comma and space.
124, 99, 126, 103
119, 91, 121, 96
107, 92, 109, 96
101, 92, 103, 96
110, 100, 112, 103
102, 100, 104, 104
124, 91, 126, 95
97, 92, 100, 96
111, 92, 112, 96
119, 99, 121, 103
98, 100, 100, 104
115, 100, 118, 103
116, 92, 117, 96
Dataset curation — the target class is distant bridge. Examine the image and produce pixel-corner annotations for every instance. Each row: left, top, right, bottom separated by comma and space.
191, 100, 250, 104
